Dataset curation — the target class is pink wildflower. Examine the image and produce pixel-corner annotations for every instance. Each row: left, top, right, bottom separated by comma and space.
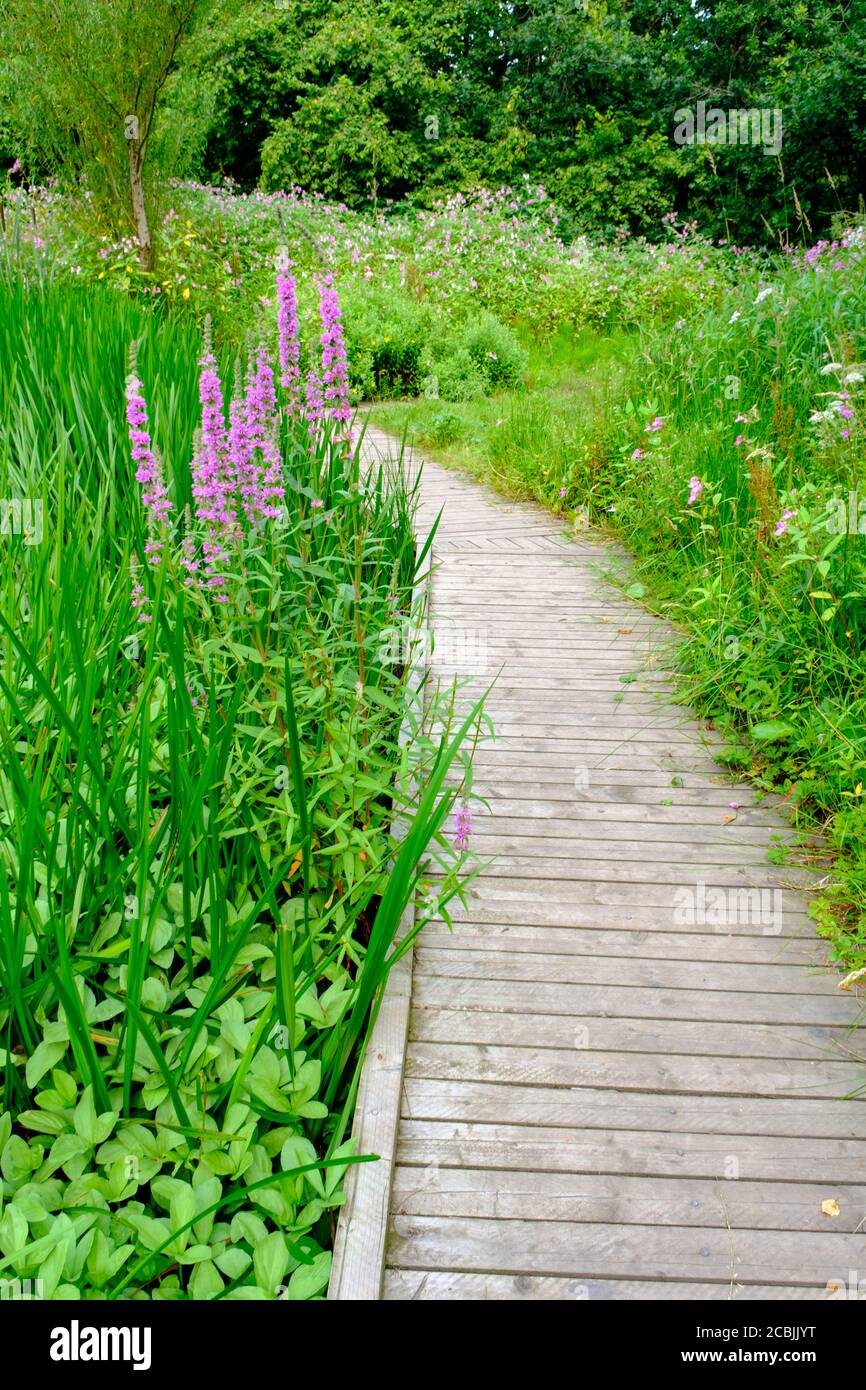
317, 274, 352, 430
277, 266, 301, 414
453, 802, 473, 853
131, 582, 152, 623
305, 368, 324, 439
244, 346, 284, 521
193, 324, 234, 528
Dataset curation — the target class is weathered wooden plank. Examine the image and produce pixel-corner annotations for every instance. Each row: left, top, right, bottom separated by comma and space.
442, 899, 815, 933
386, 1215, 862, 1287
399, 1078, 866, 1139
409, 977, 857, 1026
448, 781, 785, 807
412, 946, 837, 995
466, 834, 784, 866
444, 878, 814, 915
464, 816, 800, 846
390, 1166, 866, 1232
327, 926, 412, 1300
419, 924, 826, 964
382, 1270, 836, 1300
458, 800, 794, 827
436, 721, 699, 742
426, 860, 816, 888
402, 1041, 866, 1099
407, 1006, 852, 1061
425, 859, 816, 888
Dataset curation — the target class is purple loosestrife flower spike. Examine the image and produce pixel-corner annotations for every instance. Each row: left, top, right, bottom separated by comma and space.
305, 367, 324, 440
687, 476, 704, 506
244, 345, 284, 522
228, 391, 250, 492
131, 581, 152, 624
453, 802, 473, 853
232, 363, 257, 524
318, 274, 352, 433
194, 319, 234, 529
277, 266, 301, 415
126, 359, 172, 561
180, 532, 199, 588
190, 428, 230, 606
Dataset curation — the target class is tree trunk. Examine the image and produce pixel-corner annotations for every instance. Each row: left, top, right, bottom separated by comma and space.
128, 139, 152, 271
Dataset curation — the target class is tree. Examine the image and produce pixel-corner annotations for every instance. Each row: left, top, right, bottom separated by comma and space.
2, 0, 205, 266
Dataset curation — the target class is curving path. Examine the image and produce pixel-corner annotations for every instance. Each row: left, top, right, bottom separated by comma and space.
349, 426, 866, 1302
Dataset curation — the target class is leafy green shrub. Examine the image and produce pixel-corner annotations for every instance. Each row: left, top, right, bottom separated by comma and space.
432, 348, 488, 403
339, 284, 433, 399
457, 311, 528, 391
414, 408, 467, 447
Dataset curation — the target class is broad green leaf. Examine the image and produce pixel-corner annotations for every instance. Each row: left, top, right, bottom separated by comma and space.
751, 721, 796, 742
25, 1040, 66, 1089
253, 1231, 289, 1296
286, 1250, 331, 1300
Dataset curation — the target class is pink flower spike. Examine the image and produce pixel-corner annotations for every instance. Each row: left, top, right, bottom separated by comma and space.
774, 508, 796, 537
687, 476, 704, 506
277, 266, 301, 414
453, 802, 473, 853
126, 361, 172, 564
317, 273, 352, 434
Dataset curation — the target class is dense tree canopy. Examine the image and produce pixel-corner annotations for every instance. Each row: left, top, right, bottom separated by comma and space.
2, 0, 864, 243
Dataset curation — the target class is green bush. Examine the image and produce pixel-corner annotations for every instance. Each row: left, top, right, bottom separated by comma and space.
339, 284, 433, 399
457, 311, 528, 392
432, 348, 488, 403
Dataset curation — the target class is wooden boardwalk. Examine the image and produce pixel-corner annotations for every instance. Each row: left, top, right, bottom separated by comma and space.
339, 426, 866, 1302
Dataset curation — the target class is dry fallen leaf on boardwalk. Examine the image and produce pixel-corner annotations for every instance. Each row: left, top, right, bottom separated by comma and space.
821, 1199, 841, 1217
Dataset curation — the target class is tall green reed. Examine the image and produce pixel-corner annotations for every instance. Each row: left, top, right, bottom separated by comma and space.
0, 269, 481, 1298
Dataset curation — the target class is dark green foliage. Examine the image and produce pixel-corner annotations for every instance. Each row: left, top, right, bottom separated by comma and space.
185, 0, 866, 244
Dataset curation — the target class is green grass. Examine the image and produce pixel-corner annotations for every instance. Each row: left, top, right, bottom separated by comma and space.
0, 269, 482, 1300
